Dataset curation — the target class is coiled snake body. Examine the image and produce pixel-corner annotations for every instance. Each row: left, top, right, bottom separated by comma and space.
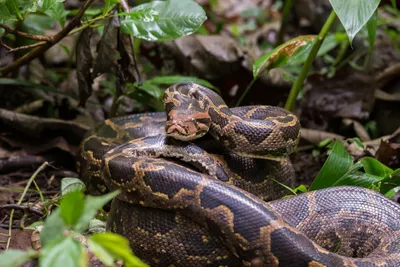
78, 83, 400, 266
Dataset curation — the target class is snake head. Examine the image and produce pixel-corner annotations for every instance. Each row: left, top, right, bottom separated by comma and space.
166, 110, 211, 141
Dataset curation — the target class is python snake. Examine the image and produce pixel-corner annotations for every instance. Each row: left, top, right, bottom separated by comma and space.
78, 83, 400, 266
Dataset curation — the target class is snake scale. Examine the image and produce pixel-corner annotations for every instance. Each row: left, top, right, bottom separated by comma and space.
78, 83, 400, 267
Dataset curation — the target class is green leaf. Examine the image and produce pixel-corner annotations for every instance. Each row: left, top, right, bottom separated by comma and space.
60, 191, 85, 226
366, 9, 377, 51
120, 0, 207, 41
42, 0, 67, 27
74, 191, 120, 232
5, 0, 21, 19
329, 0, 380, 44
253, 35, 316, 78
333, 171, 381, 187
359, 157, 393, 178
104, 0, 117, 15
0, 3, 11, 22
61, 178, 86, 195
88, 233, 147, 267
137, 82, 164, 99
310, 141, 353, 190
40, 209, 68, 246
0, 249, 38, 267
391, 0, 397, 10
385, 186, 400, 199
147, 75, 220, 93
40, 237, 86, 267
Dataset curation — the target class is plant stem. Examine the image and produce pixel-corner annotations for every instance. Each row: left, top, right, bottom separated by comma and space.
6, 162, 48, 250
235, 78, 256, 107
284, 10, 337, 111
275, 0, 294, 46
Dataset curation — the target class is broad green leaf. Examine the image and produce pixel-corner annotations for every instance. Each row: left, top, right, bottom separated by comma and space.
120, 0, 207, 41
359, 157, 393, 178
385, 186, 400, 199
0, 3, 11, 22
42, 0, 67, 27
60, 191, 85, 226
310, 141, 353, 190
333, 171, 381, 187
40, 237, 86, 267
366, 10, 377, 51
5, 0, 21, 19
0, 249, 38, 267
253, 35, 315, 78
40, 209, 68, 246
329, 0, 380, 44
147, 75, 220, 93
89, 233, 147, 267
22, 14, 56, 34
137, 82, 164, 99
61, 178, 86, 195
74, 191, 120, 232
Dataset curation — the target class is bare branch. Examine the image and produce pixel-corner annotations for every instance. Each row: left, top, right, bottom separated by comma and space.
0, 24, 53, 41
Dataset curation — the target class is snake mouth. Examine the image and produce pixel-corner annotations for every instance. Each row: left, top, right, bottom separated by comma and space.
166, 119, 208, 141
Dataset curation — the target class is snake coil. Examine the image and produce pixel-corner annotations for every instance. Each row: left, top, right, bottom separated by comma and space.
78, 83, 400, 267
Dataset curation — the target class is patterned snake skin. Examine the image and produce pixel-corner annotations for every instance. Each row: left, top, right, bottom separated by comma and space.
78, 83, 400, 266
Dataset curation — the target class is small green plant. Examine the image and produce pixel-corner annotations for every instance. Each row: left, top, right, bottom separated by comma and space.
284, 139, 400, 197
0, 178, 147, 267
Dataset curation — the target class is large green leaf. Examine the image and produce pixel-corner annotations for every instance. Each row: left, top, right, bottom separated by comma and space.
120, 0, 207, 41
360, 157, 393, 178
60, 191, 85, 226
0, 249, 38, 267
310, 141, 353, 190
329, 0, 380, 43
40, 209, 68, 246
0, 3, 11, 22
74, 191, 119, 232
40, 237, 85, 267
42, 0, 67, 27
88, 233, 147, 267
147, 75, 219, 93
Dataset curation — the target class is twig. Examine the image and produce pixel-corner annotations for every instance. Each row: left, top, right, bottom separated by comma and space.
0, 24, 52, 41
0, 204, 44, 217
6, 42, 47, 53
0, 0, 96, 77
6, 162, 48, 250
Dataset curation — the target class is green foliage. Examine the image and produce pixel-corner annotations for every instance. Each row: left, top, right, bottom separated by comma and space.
0, 179, 146, 267
61, 178, 87, 195
88, 233, 147, 267
0, 249, 38, 267
42, 0, 68, 27
329, 0, 380, 44
308, 140, 400, 195
120, 0, 207, 41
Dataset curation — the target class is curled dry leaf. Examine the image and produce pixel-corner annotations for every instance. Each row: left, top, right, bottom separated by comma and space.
92, 16, 120, 77
76, 28, 94, 107
252, 35, 315, 78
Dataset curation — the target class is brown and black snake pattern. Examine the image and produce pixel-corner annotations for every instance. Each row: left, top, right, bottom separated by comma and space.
78, 83, 400, 266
